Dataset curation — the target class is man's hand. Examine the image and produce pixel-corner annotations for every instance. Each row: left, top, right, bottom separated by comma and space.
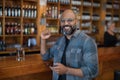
50, 63, 68, 75
40, 29, 51, 55
41, 29, 51, 40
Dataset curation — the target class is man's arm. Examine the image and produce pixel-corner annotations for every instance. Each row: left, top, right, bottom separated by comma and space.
40, 39, 46, 55
40, 29, 51, 55
66, 67, 84, 77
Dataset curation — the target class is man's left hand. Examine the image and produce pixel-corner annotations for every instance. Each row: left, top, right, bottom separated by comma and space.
50, 63, 68, 75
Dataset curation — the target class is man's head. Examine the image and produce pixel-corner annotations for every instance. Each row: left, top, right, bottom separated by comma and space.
60, 9, 77, 36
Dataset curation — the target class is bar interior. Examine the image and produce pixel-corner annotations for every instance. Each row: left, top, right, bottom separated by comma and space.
0, 0, 120, 80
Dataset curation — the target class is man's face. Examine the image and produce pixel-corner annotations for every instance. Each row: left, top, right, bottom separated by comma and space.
60, 11, 77, 35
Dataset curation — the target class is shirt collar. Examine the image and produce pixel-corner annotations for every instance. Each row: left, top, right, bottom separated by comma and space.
72, 30, 81, 38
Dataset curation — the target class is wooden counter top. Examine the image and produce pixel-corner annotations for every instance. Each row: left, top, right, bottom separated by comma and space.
98, 47, 120, 61
95, 47, 120, 80
0, 47, 120, 80
0, 54, 51, 79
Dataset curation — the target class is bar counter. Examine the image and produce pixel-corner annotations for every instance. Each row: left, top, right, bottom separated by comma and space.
0, 54, 52, 80
96, 46, 120, 80
0, 47, 120, 80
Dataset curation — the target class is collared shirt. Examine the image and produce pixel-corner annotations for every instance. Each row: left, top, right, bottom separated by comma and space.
41, 30, 98, 80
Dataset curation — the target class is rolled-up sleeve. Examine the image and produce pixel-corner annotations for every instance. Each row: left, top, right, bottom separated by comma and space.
41, 43, 58, 61
80, 37, 99, 78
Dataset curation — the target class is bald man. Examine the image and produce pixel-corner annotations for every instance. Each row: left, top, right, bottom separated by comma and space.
40, 9, 98, 80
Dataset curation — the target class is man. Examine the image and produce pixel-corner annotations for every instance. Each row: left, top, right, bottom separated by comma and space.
40, 9, 98, 80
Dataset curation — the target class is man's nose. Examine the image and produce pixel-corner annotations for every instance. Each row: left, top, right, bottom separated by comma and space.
64, 20, 69, 25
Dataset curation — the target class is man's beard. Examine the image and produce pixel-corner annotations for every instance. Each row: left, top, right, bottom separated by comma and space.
61, 25, 76, 35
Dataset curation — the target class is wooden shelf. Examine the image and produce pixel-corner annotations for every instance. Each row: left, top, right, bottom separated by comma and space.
23, 0, 38, 2
47, 2, 59, 5
23, 34, 37, 36
45, 0, 120, 45
0, 0, 39, 54
5, 35, 21, 37
0, 46, 40, 54
5, 17, 21, 19
46, 18, 59, 21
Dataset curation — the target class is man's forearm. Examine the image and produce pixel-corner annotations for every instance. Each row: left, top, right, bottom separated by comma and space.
41, 39, 46, 55
66, 67, 84, 77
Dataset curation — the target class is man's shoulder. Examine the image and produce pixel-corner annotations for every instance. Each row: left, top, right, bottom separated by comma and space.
77, 30, 90, 39
77, 31, 96, 44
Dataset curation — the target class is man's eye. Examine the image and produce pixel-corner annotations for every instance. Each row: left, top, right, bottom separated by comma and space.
61, 20, 65, 23
61, 19, 74, 23
67, 19, 73, 22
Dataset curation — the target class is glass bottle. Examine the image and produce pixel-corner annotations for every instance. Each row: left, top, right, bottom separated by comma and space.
24, 23, 28, 35
30, 23, 35, 34
0, 5, 2, 16
33, 5, 37, 18
0, 22, 2, 35
17, 6, 21, 17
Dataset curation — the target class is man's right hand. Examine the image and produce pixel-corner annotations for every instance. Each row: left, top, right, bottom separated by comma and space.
41, 29, 51, 40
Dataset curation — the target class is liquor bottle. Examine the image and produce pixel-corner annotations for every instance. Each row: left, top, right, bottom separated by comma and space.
22, 5, 25, 17
48, 7, 52, 18
54, 6, 57, 19
0, 41, 2, 51
24, 5, 28, 18
17, 23, 21, 34
11, 6, 15, 17
17, 6, 21, 17
27, 23, 31, 34
14, 6, 18, 17
13, 22, 17, 34
7, 6, 11, 16
2, 41, 6, 51
5, 23, 8, 34
24, 23, 28, 35
6, 22, 11, 34
30, 23, 35, 34
5, 6, 7, 16
52, 6, 54, 18
0, 22, 2, 35
0, 5, 2, 16
26, 5, 29, 18
28, 5, 31, 18
31, 5, 34, 18
34, 23, 37, 34
10, 22, 14, 34
33, 5, 37, 18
